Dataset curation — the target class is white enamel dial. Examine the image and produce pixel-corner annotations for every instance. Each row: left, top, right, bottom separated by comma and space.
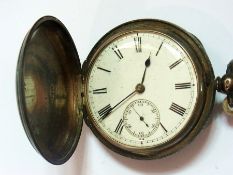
87, 32, 198, 148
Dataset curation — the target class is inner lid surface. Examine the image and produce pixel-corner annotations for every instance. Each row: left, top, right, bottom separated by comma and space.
16, 16, 83, 165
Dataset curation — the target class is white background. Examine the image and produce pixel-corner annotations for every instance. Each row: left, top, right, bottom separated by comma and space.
1, 0, 233, 174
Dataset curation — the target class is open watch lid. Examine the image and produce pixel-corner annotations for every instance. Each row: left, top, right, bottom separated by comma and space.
16, 16, 83, 165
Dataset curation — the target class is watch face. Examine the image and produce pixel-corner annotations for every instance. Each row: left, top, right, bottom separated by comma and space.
86, 31, 198, 149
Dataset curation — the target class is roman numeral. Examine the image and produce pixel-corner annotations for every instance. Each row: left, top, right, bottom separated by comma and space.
112, 45, 123, 59
134, 33, 142, 52
156, 42, 163, 56
115, 119, 124, 134
98, 104, 112, 121
169, 59, 183, 69
97, 67, 111, 73
93, 88, 107, 94
175, 82, 191, 89
169, 102, 186, 116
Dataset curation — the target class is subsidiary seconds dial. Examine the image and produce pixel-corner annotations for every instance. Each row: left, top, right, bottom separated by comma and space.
123, 99, 160, 139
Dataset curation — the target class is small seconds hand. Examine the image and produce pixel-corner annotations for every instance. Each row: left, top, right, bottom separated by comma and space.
132, 107, 149, 127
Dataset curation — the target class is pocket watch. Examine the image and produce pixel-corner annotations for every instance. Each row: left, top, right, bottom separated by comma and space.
16, 16, 233, 165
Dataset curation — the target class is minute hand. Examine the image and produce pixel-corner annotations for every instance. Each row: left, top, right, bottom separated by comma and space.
98, 90, 136, 121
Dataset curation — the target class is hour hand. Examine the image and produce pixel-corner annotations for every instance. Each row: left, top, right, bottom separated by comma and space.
141, 53, 151, 84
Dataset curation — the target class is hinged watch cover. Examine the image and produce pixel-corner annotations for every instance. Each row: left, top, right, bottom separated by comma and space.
16, 16, 83, 165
